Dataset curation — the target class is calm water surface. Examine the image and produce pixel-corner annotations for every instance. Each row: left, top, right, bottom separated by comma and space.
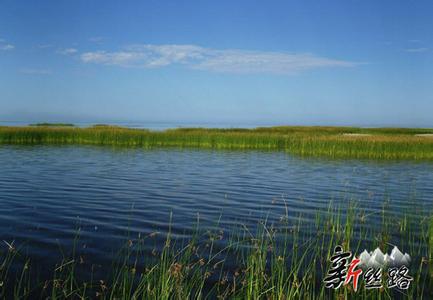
0, 145, 432, 277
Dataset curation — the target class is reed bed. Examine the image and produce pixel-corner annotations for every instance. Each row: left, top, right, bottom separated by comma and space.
1, 125, 433, 159
29, 123, 75, 127
1, 205, 432, 299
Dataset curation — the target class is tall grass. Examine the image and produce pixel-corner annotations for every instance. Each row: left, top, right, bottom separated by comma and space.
1, 125, 433, 159
1, 205, 432, 299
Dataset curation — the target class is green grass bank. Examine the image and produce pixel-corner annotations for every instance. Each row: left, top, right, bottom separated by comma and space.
1, 125, 433, 160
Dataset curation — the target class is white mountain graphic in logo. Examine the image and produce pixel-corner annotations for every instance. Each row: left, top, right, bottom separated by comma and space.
358, 246, 410, 268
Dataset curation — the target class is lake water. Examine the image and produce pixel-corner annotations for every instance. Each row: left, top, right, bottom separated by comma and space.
1, 145, 433, 283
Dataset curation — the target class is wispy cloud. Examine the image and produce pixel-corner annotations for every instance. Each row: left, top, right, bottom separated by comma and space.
0, 39, 14, 51
20, 68, 52, 75
80, 44, 358, 74
405, 47, 429, 53
37, 44, 53, 49
57, 48, 78, 55
89, 36, 105, 43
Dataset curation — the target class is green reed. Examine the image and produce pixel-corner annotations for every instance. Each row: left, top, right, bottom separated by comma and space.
1, 203, 432, 299
1, 125, 433, 160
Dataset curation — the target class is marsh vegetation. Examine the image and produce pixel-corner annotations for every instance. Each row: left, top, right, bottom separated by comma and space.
1, 130, 432, 298
1, 125, 433, 159
28, 123, 75, 127
1, 205, 432, 299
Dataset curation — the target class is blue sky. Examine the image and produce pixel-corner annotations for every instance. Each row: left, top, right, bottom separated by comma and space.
1, 0, 432, 127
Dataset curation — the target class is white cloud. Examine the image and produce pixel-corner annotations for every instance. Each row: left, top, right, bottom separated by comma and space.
405, 47, 429, 53
80, 44, 357, 74
192, 50, 354, 74
38, 44, 53, 49
57, 48, 78, 55
0, 44, 14, 51
20, 68, 52, 75
89, 36, 105, 43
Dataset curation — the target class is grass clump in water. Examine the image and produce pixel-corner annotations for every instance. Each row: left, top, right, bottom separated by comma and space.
1, 125, 433, 160
28, 123, 75, 127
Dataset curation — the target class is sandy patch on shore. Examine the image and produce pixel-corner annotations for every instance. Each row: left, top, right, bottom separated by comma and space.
342, 133, 372, 136
415, 134, 433, 137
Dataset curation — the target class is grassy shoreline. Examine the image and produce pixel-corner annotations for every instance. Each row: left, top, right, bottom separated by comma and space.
1, 205, 432, 299
1, 125, 433, 160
